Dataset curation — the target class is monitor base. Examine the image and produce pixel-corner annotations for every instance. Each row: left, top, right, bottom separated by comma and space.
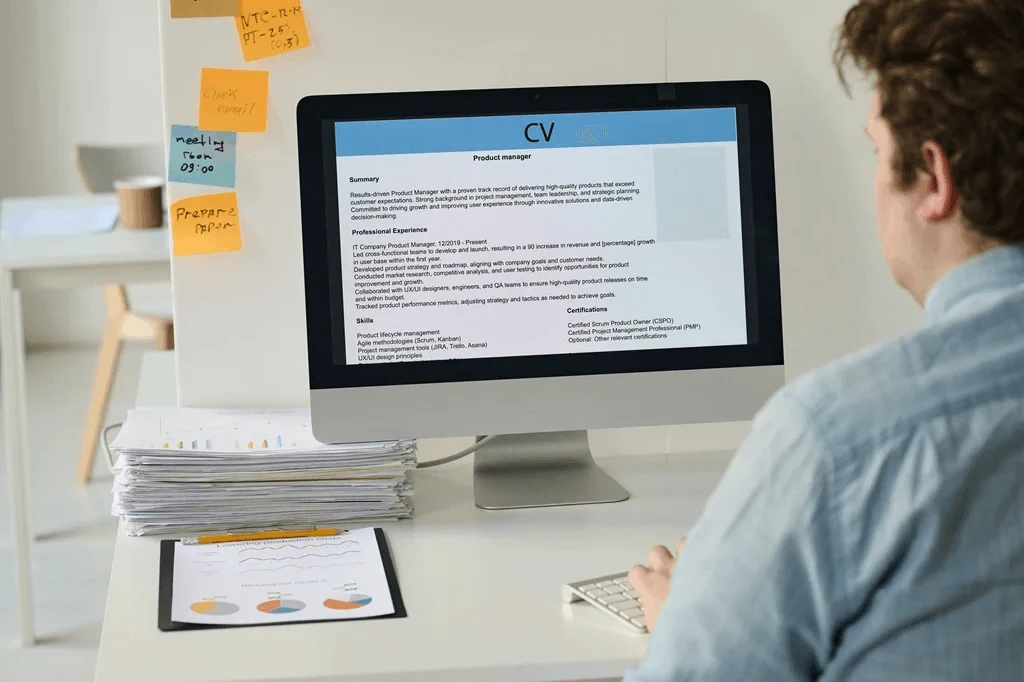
473, 431, 630, 510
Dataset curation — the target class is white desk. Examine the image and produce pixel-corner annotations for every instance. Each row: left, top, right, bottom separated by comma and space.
0, 194, 171, 645
96, 352, 734, 682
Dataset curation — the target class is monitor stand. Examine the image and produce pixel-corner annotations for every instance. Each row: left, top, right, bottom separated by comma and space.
473, 431, 630, 510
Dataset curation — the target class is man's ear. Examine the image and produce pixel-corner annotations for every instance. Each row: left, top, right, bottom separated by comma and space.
916, 141, 959, 222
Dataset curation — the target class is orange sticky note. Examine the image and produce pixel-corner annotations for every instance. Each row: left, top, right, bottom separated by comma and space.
235, 0, 310, 61
171, 192, 242, 257
170, 0, 240, 18
199, 67, 269, 133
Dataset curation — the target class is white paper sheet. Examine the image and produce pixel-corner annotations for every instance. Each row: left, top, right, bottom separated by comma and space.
1, 203, 119, 237
170, 528, 396, 625
112, 407, 410, 454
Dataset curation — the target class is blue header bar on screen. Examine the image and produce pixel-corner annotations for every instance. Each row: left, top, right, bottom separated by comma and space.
334, 108, 737, 157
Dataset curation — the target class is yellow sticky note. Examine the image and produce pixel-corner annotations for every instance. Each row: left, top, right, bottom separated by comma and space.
198, 67, 269, 133
170, 0, 240, 18
235, 0, 311, 62
171, 192, 242, 257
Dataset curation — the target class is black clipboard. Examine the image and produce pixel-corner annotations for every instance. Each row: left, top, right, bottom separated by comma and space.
158, 528, 406, 631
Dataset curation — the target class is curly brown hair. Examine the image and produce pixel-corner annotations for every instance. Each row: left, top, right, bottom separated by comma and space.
834, 0, 1024, 243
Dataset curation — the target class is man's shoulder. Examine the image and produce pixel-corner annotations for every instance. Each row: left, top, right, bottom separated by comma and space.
773, 336, 920, 451
776, 305, 1024, 458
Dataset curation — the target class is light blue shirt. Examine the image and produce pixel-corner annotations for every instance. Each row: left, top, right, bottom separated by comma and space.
628, 245, 1024, 681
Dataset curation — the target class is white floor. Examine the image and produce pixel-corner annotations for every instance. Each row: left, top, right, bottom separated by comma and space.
0, 347, 146, 682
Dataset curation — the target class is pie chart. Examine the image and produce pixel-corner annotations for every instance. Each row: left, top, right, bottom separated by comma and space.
257, 599, 306, 615
190, 600, 239, 616
323, 594, 373, 610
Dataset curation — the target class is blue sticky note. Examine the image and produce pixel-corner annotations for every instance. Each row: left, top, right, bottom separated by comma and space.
168, 124, 237, 188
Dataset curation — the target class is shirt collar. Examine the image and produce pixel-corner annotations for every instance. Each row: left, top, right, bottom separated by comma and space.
924, 244, 1024, 325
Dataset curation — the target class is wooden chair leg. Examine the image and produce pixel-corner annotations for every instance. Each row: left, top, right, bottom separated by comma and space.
77, 320, 123, 484
154, 322, 174, 352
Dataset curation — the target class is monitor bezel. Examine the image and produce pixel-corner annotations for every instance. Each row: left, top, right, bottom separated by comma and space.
297, 81, 783, 390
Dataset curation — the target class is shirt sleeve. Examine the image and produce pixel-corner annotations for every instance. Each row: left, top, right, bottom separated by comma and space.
625, 392, 842, 682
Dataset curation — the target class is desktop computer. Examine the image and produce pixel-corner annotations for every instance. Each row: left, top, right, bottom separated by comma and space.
297, 81, 784, 510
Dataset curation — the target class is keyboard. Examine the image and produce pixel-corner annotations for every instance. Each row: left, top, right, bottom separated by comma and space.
562, 571, 646, 632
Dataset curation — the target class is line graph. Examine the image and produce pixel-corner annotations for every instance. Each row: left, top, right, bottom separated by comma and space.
239, 551, 362, 563
240, 562, 364, 574
239, 540, 357, 552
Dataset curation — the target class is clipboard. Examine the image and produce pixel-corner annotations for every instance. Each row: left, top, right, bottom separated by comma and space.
158, 528, 406, 631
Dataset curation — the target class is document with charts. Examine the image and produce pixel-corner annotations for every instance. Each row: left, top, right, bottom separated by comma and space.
161, 527, 405, 629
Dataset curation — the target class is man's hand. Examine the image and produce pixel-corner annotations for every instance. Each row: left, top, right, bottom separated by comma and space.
628, 537, 686, 632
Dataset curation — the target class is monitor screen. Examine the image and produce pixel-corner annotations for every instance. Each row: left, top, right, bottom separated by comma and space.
299, 82, 782, 391
332, 108, 747, 366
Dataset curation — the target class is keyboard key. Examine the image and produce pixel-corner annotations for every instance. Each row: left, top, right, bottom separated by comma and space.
620, 607, 644, 619
624, 589, 638, 599
603, 594, 631, 606
585, 590, 606, 601
631, 616, 646, 629
598, 580, 615, 588
611, 599, 641, 612
578, 584, 598, 592
604, 584, 625, 595
614, 576, 631, 585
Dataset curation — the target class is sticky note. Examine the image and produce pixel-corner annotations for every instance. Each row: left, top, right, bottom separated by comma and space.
198, 68, 269, 133
170, 0, 240, 18
235, 0, 310, 61
171, 192, 242, 257
168, 125, 237, 188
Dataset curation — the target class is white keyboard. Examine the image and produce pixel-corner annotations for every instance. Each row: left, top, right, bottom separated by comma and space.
562, 571, 646, 632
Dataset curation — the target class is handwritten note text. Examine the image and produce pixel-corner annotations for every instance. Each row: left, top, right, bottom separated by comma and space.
235, 0, 310, 61
198, 68, 269, 133
171, 192, 243, 257
169, 125, 237, 188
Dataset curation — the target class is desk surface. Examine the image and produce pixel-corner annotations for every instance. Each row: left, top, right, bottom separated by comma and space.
0, 194, 169, 270
96, 352, 733, 682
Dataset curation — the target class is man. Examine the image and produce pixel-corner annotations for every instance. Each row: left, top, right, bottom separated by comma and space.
626, 0, 1024, 679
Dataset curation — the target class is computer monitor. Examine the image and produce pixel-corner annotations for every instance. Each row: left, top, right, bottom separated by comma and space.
297, 81, 784, 509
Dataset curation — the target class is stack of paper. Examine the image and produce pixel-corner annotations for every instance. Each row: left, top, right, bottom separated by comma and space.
110, 408, 416, 536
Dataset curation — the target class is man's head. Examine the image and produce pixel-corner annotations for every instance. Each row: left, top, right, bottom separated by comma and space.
834, 0, 1024, 303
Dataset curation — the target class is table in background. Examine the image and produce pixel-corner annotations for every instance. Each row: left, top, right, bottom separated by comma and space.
0, 193, 171, 645
95, 351, 734, 682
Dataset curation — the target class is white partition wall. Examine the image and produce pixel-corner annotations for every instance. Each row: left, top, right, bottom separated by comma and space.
159, 0, 669, 408
158, 0, 919, 423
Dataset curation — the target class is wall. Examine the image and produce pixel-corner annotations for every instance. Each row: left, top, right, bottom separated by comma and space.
0, 0, 169, 347
159, 0, 922, 446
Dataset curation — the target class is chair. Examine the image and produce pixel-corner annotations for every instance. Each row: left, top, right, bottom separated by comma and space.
73, 144, 174, 484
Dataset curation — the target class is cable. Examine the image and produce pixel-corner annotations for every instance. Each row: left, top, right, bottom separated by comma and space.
416, 435, 498, 469
102, 422, 123, 474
